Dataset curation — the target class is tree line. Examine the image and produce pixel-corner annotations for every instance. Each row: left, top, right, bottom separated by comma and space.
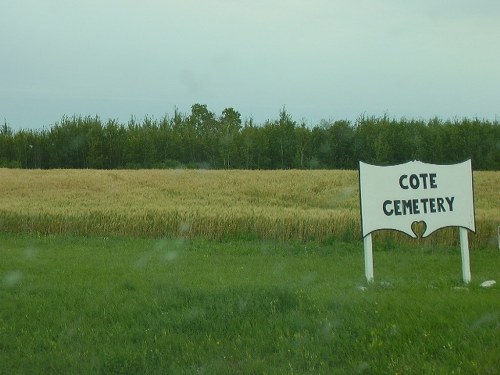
1, 104, 499, 170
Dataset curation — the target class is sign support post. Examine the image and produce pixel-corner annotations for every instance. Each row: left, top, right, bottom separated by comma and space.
364, 233, 374, 283
498, 226, 500, 250
459, 227, 471, 284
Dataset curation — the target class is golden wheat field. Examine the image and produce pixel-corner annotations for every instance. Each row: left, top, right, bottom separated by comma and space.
0, 169, 498, 248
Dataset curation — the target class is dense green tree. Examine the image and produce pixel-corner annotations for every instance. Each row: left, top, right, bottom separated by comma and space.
294, 122, 311, 168
219, 108, 242, 169
0, 106, 498, 170
103, 119, 126, 169
0, 122, 18, 167
326, 120, 355, 169
264, 108, 297, 169
188, 104, 218, 166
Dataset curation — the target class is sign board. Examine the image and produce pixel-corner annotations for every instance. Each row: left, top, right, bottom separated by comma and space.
359, 160, 475, 238
358, 160, 475, 283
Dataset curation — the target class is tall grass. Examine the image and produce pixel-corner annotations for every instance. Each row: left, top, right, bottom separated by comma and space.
0, 169, 498, 247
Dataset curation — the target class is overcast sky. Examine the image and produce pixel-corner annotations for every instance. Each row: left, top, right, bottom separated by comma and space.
1, 0, 499, 130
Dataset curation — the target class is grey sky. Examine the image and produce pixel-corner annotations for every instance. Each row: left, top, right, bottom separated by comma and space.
1, 0, 499, 130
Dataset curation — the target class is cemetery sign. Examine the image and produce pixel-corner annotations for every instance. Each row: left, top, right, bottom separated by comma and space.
359, 160, 475, 283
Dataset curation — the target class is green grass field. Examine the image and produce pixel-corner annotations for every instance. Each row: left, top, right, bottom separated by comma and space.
1, 234, 499, 374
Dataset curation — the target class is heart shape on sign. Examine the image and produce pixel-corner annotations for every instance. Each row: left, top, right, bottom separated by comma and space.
411, 221, 427, 238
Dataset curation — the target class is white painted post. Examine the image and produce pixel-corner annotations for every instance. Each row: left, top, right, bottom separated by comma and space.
459, 227, 471, 284
364, 234, 374, 283
498, 226, 500, 250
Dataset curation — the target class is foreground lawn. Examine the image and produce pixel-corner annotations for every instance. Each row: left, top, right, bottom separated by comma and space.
1, 234, 499, 374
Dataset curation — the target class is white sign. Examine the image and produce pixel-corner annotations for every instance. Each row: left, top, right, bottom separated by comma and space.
359, 160, 475, 238
358, 159, 476, 284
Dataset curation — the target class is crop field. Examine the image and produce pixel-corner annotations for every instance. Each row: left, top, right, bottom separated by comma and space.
0, 169, 499, 373
0, 169, 499, 247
